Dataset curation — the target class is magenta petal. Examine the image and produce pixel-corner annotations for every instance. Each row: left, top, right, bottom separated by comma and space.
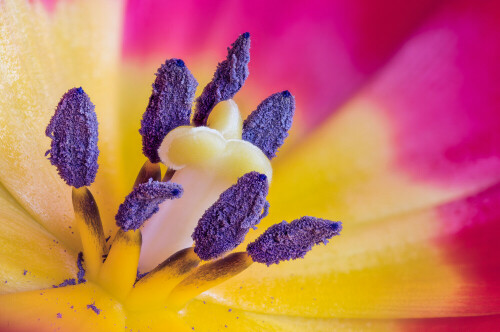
123, 0, 441, 128
403, 315, 500, 332
367, 0, 500, 187
439, 182, 500, 312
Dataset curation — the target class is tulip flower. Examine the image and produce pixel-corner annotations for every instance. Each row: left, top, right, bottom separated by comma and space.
1, 0, 500, 331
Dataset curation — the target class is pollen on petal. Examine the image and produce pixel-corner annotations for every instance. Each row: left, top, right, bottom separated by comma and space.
193, 32, 251, 126
140, 58, 198, 163
115, 179, 183, 231
192, 171, 268, 260
45, 87, 99, 188
242, 91, 295, 159
247, 217, 342, 266
77, 252, 86, 283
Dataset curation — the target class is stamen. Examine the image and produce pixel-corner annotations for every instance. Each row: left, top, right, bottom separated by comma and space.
115, 179, 183, 231
162, 168, 176, 182
126, 247, 201, 311
247, 217, 342, 266
140, 59, 198, 163
193, 32, 251, 126
192, 172, 268, 260
166, 252, 253, 310
45, 87, 99, 188
72, 187, 106, 280
133, 160, 162, 188
242, 91, 295, 159
98, 229, 141, 301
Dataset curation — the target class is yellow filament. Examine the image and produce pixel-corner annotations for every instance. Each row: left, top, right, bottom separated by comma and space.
206, 100, 243, 139
98, 229, 141, 301
72, 187, 106, 280
133, 160, 161, 188
126, 247, 201, 311
166, 252, 253, 310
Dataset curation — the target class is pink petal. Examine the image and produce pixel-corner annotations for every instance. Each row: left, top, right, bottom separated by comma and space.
123, 0, 442, 128
366, 0, 500, 187
438, 182, 500, 312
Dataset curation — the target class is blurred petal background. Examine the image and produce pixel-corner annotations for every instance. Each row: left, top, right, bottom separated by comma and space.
1, 0, 500, 330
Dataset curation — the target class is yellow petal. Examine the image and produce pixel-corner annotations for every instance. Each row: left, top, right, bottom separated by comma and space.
266, 99, 469, 228
0, 182, 76, 294
0, 283, 125, 331
0, 0, 126, 246
182, 300, 401, 332
206, 190, 477, 318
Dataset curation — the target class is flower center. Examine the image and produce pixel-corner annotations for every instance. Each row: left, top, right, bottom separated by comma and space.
43, 32, 341, 315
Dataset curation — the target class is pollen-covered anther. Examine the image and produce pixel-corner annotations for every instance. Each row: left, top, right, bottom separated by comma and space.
45, 87, 99, 188
193, 32, 251, 126
242, 90, 295, 159
192, 171, 269, 260
140, 58, 198, 163
247, 217, 342, 266
115, 179, 183, 231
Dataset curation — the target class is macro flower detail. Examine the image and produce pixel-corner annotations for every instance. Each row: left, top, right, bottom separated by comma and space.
0, 24, 341, 330
2, 0, 500, 330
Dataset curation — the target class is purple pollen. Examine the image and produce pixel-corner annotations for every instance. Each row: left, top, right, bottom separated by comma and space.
87, 302, 100, 315
242, 91, 295, 159
192, 172, 268, 260
45, 87, 99, 188
193, 32, 251, 126
115, 179, 183, 231
140, 58, 198, 163
53, 278, 76, 288
246, 217, 342, 266
77, 252, 86, 283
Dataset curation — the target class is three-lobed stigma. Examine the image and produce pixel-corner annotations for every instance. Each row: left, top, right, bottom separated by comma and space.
44, 32, 341, 312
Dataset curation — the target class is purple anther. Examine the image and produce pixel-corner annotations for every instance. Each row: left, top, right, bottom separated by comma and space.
115, 179, 183, 231
45, 87, 99, 188
192, 172, 268, 260
242, 91, 295, 159
247, 217, 342, 266
193, 33, 251, 126
140, 58, 198, 163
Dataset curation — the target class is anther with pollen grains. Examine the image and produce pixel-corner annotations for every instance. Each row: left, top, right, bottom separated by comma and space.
192, 172, 268, 260
115, 179, 183, 231
140, 58, 198, 163
45, 87, 99, 188
242, 90, 295, 159
247, 217, 342, 266
193, 32, 251, 126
